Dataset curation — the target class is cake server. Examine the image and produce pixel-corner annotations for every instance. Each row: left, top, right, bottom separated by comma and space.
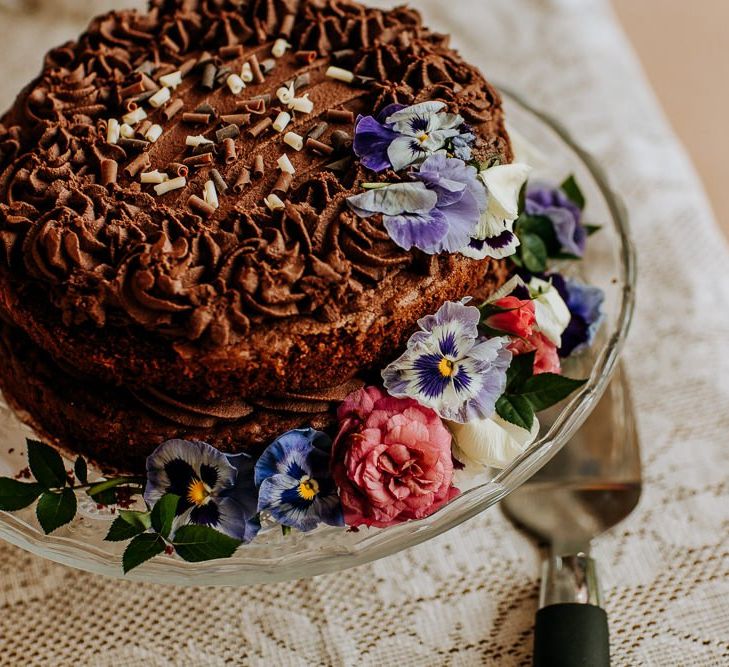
502, 363, 641, 667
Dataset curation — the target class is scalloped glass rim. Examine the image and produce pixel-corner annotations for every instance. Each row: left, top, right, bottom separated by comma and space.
0, 89, 636, 586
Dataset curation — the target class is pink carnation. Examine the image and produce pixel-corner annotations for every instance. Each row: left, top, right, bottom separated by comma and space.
509, 332, 561, 375
332, 387, 459, 528
484, 296, 536, 338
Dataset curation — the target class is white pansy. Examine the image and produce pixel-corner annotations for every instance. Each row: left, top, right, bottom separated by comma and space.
529, 277, 571, 346
450, 414, 540, 472
385, 101, 465, 171
460, 163, 532, 260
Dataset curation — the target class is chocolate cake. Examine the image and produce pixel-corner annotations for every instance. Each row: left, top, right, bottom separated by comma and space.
0, 0, 512, 473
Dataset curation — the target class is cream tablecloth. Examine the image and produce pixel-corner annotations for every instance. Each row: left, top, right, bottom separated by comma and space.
1, 0, 728, 665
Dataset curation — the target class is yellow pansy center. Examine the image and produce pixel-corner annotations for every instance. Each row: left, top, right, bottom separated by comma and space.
438, 357, 456, 378
418, 132, 430, 144
187, 478, 211, 506
298, 476, 320, 501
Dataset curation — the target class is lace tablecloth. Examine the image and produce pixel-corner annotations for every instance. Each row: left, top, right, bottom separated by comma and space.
1, 0, 728, 665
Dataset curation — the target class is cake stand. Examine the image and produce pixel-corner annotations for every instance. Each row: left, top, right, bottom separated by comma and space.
0, 90, 636, 586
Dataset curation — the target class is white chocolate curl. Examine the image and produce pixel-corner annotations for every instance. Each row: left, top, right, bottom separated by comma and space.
264, 194, 285, 211
120, 123, 135, 138
106, 118, 120, 144
290, 96, 314, 114
140, 170, 169, 184
227, 73, 246, 95
277, 154, 295, 174
272, 38, 290, 58
284, 132, 304, 151
276, 83, 295, 105
159, 70, 182, 88
149, 87, 171, 108
326, 66, 355, 83
154, 176, 186, 196
203, 180, 219, 209
145, 124, 163, 143
273, 111, 291, 133
240, 62, 253, 83
122, 107, 147, 125
185, 135, 213, 147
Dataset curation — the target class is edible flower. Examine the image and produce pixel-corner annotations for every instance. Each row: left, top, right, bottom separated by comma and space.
528, 276, 572, 347
461, 163, 532, 260
547, 273, 605, 356
347, 154, 486, 254
382, 299, 512, 423
509, 331, 562, 375
526, 181, 586, 257
450, 413, 540, 473
353, 101, 475, 173
254, 429, 343, 532
332, 386, 458, 528
145, 439, 260, 542
482, 295, 536, 338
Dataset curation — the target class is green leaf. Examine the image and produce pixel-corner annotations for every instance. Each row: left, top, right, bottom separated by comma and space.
506, 352, 536, 392
520, 373, 588, 412
560, 174, 586, 210
496, 395, 535, 431
520, 232, 548, 273
26, 439, 67, 489
172, 525, 241, 563
0, 478, 44, 511
150, 494, 179, 538
122, 533, 166, 573
119, 509, 152, 530
87, 476, 145, 502
106, 515, 147, 542
585, 224, 602, 236
73, 457, 88, 485
517, 181, 527, 216
281, 525, 292, 537
36, 488, 77, 534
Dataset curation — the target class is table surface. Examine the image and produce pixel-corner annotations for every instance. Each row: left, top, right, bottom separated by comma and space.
0, 1, 728, 666
613, 0, 729, 239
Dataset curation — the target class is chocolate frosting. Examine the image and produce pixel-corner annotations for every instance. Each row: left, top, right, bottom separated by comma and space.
0, 0, 511, 347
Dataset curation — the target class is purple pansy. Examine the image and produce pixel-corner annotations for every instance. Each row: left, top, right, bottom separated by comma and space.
145, 439, 260, 543
254, 429, 343, 532
526, 182, 586, 257
548, 273, 605, 356
382, 299, 512, 423
347, 154, 486, 255
353, 101, 475, 173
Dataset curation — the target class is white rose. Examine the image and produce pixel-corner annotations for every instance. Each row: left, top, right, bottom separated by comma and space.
450, 414, 540, 472
529, 277, 571, 347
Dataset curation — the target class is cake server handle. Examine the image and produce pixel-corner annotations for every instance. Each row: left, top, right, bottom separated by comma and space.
532, 553, 610, 667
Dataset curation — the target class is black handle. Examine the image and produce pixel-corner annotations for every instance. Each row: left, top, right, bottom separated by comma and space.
533, 603, 610, 667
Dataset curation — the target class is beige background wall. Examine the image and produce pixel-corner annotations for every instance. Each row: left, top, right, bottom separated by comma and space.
613, 0, 729, 239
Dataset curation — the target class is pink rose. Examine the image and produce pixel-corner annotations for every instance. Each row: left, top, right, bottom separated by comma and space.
332, 387, 459, 528
509, 332, 561, 375
484, 296, 536, 338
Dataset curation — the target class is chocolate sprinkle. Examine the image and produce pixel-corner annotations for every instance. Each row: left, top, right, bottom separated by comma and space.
118, 137, 149, 151
249, 54, 265, 84
331, 130, 353, 152
295, 50, 317, 64
294, 72, 311, 90
219, 44, 243, 59
306, 137, 334, 156
307, 122, 328, 140
100, 158, 118, 186
325, 109, 355, 124
220, 113, 251, 125
216, 124, 240, 142
234, 167, 251, 193
253, 155, 265, 179
201, 62, 217, 90
273, 171, 293, 194
163, 98, 184, 120
170, 162, 189, 177
248, 117, 273, 138
124, 153, 151, 178
188, 194, 216, 218
222, 137, 237, 164
183, 153, 214, 168
210, 169, 229, 194
280, 13, 296, 38
182, 112, 211, 124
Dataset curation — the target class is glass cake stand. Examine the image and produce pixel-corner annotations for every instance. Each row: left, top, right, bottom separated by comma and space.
0, 90, 636, 586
